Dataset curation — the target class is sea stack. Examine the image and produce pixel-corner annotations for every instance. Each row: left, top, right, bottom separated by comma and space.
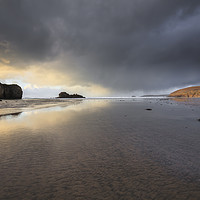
168, 86, 200, 98
58, 92, 85, 98
0, 83, 23, 99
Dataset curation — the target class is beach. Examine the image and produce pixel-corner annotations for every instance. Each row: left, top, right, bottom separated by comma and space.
0, 98, 200, 199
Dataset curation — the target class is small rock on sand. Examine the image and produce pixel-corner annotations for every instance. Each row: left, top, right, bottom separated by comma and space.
146, 108, 152, 111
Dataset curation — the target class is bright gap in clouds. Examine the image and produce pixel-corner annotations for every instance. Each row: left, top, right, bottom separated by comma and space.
0, 63, 111, 98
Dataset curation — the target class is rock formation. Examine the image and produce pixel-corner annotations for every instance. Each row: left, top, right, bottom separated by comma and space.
59, 92, 70, 98
0, 83, 23, 99
168, 86, 200, 98
58, 92, 85, 98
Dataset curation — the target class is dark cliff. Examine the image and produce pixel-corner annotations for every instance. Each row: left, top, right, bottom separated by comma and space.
0, 83, 23, 99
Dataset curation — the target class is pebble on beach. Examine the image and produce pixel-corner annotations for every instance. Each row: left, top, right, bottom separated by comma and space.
146, 108, 152, 111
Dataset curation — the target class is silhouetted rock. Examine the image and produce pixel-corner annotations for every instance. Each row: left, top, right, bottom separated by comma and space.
59, 92, 70, 98
0, 83, 23, 99
58, 92, 85, 98
169, 86, 200, 98
69, 94, 85, 98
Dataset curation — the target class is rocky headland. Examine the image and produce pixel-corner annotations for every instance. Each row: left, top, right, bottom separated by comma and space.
58, 92, 85, 98
169, 86, 200, 98
0, 83, 23, 99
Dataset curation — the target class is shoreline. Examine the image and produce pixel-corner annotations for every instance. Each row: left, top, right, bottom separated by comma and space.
1, 97, 200, 117
0, 98, 84, 116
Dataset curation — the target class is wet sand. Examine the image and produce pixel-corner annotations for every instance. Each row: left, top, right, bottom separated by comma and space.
0, 98, 200, 199
0, 98, 82, 116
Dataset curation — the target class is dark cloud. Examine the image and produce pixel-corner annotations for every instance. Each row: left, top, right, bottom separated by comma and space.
0, 0, 200, 92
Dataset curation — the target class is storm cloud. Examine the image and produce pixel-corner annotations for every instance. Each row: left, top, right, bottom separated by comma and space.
0, 0, 200, 93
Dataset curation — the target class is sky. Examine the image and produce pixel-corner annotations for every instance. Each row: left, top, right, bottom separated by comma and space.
0, 0, 200, 97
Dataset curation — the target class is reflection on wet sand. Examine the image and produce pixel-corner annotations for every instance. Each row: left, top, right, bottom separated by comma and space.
0, 112, 22, 119
0, 99, 200, 199
170, 97, 200, 105
0, 100, 109, 135
0, 98, 84, 117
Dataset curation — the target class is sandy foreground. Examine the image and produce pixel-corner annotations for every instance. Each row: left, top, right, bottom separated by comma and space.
0, 98, 200, 199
